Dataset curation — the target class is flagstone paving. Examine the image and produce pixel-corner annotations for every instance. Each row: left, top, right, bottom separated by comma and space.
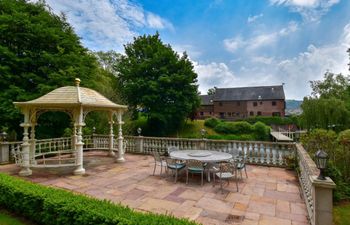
0, 152, 309, 225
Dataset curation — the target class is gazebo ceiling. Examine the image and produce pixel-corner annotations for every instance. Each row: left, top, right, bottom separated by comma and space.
14, 82, 127, 111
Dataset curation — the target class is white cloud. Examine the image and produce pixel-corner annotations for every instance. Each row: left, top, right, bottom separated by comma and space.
223, 21, 298, 52
270, 0, 340, 22
236, 22, 350, 99
223, 36, 245, 53
32, 0, 174, 51
193, 62, 239, 94
146, 13, 175, 31
247, 13, 264, 23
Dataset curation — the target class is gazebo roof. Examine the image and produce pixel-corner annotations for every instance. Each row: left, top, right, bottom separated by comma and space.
14, 79, 127, 111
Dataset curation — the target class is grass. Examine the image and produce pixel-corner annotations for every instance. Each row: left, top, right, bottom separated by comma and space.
334, 201, 350, 225
0, 210, 32, 225
174, 120, 219, 138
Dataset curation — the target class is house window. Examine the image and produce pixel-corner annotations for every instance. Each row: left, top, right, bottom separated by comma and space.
253, 102, 257, 107
236, 112, 240, 116
209, 112, 212, 115
228, 112, 232, 116
260, 101, 263, 105
237, 101, 240, 106
250, 111, 254, 116
257, 111, 262, 116
272, 112, 281, 116
200, 112, 204, 116
219, 102, 223, 106
272, 101, 276, 106
219, 112, 225, 118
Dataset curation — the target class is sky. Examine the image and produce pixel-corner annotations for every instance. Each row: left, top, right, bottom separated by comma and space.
37, 0, 350, 100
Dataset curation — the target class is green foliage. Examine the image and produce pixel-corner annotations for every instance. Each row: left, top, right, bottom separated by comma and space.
0, 173, 197, 225
301, 129, 350, 201
212, 120, 270, 141
310, 72, 350, 100
334, 201, 350, 225
204, 117, 221, 128
206, 134, 255, 141
253, 122, 270, 141
300, 97, 350, 131
243, 116, 299, 126
0, 210, 27, 225
0, 0, 118, 139
116, 33, 200, 136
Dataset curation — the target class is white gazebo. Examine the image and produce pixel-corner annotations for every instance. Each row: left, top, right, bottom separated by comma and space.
14, 78, 127, 176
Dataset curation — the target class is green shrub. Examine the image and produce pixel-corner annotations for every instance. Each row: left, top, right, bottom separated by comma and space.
207, 134, 255, 140
213, 122, 233, 134
0, 174, 197, 225
204, 117, 221, 128
253, 122, 270, 141
214, 121, 253, 135
243, 116, 299, 126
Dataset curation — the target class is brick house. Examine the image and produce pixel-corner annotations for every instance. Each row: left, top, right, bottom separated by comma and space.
197, 85, 285, 120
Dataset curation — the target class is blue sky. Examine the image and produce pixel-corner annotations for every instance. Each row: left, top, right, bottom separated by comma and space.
40, 0, 350, 99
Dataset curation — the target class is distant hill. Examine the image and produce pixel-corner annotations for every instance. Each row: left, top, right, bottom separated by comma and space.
285, 100, 303, 115
286, 100, 302, 110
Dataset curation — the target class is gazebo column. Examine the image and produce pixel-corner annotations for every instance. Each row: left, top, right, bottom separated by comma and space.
73, 106, 85, 175
108, 111, 115, 157
116, 111, 125, 162
29, 121, 37, 165
19, 109, 32, 176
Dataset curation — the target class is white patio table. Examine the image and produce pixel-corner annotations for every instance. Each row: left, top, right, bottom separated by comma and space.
169, 150, 232, 182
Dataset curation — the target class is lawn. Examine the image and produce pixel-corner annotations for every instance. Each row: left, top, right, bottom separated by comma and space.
0, 210, 31, 225
334, 202, 350, 225
174, 119, 218, 138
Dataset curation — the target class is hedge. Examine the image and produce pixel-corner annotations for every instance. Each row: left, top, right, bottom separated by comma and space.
0, 173, 198, 225
203, 117, 220, 128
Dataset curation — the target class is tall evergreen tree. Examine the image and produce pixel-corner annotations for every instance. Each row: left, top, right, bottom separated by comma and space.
0, 0, 102, 137
117, 33, 200, 135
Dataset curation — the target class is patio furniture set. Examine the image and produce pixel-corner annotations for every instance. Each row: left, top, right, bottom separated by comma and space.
152, 147, 248, 193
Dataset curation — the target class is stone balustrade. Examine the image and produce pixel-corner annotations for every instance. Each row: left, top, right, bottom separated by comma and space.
1, 135, 336, 225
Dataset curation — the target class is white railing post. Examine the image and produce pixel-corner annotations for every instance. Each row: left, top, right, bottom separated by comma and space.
0, 141, 9, 164
136, 135, 144, 153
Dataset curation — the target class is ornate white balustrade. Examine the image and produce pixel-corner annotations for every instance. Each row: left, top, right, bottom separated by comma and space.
123, 136, 295, 167
3, 134, 336, 225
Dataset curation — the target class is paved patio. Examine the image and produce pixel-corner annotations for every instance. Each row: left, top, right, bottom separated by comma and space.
0, 152, 308, 225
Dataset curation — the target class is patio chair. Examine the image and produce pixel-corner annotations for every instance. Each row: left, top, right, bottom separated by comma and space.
167, 146, 179, 155
236, 153, 248, 179
152, 152, 167, 176
165, 158, 186, 183
186, 160, 205, 186
213, 161, 238, 193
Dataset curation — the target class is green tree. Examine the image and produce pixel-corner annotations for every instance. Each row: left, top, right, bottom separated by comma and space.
300, 97, 350, 131
310, 71, 350, 100
117, 33, 200, 135
0, 0, 111, 138
207, 87, 217, 95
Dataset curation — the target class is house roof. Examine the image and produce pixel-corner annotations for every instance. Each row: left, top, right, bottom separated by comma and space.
213, 85, 285, 101
14, 81, 127, 111
200, 95, 214, 105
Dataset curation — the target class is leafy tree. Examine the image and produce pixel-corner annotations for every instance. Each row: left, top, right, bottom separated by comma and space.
207, 87, 217, 95
117, 33, 200, 135
0, 0, 110, 138
310, 71, 349, 100
94, 50, 121, 76
300, 97, 350, 131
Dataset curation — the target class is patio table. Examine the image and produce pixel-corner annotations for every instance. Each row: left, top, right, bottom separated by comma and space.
169, 150, 232, 182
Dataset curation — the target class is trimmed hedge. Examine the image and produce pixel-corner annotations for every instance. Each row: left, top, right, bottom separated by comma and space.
0, 173, 198, 225
203, 117, 220, 128
242, 116, 299, 126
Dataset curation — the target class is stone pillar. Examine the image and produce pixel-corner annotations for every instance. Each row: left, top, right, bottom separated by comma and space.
0, 141, 9, 164
116, 111, 125, 162
108, 112, 115, 157
19, 109, 32, 176
311, 176, 336, 225
74, 107, 85, 175
136, 135, 143, 153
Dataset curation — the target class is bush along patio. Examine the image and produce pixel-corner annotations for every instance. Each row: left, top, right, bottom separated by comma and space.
0, 173, 198, 225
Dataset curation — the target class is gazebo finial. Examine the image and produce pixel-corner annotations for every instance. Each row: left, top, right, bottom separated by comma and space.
75, 78, 81, 86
